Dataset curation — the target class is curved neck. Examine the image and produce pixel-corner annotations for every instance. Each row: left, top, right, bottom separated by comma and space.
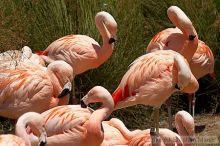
95, 12, 117, 63
86, 105, 113, 145
15, 113, 38, 146
47, 70, 62, 97
175, 112, 194, 146
174, 55, 191, 90
167, 6, 198, 62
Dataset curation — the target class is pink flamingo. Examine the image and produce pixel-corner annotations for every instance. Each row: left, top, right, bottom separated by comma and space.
111, 50, 199, 137
146, 6, 214, 118
0, 46, 45, 69
0, 60, 73, 119
36, 11, 117, 103
128, 110, 195, 146
0, 112, 47, 146
36, 86, 114, 146
100, 110, 194, 146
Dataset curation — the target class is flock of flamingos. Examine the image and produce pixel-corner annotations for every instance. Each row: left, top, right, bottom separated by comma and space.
0, 5, 215, 146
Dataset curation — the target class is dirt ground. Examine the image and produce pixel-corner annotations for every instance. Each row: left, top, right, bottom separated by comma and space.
193, 114, 220, 146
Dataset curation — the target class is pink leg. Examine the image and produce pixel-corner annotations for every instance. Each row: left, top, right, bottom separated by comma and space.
188, 94, 193, 115
188, 93, 195, 117
192, 93, 196, 118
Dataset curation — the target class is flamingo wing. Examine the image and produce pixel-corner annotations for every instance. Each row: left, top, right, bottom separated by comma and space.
43, 35, 101, 75
0, 135, 26, 146
0, 64, 54, 119
113, 50, 179, 108
190, 40, 215, 78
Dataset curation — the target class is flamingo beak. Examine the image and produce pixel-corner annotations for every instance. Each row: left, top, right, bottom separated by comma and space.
175, 84, 180, 90
39, 141, 47, 146
109, 38, 116, 44
80, 100, 87, 108
189, 34, 196, 40
80, 95, 89, 108
58, 81, 72, 98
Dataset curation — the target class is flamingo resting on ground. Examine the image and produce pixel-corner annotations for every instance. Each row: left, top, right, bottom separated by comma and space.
0, 60, 73, 119
36, 86, 114, 146
0, 46, 45, 69
0, 112, 47, 146
146, 5, 214, 118
128, 110, 195, 146
111, 50, 199, 139
36, 11, 117, 104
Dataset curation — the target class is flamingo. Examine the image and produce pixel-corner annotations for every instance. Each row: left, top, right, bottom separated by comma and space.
36, 86, 114, 146
0, 112, 47, 146
146, 5, 214, 118
0, 60, 73, 119
111, 49, 199, 139
0, 46, 45, 69
128, 110, 195, 146
36, 11, 117, 103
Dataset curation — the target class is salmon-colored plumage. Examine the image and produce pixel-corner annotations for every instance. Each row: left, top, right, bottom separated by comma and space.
127, 110, 194, 146
36, 86, 114, 146
0, 46, 45, 69
146, 6, 214, 117
0, 112, 47, 146
112, 50, 199, 109
0, 60, 73, 119
38, 11, 117, 76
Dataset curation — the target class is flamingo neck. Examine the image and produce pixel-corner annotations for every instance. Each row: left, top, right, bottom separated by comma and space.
86, 107, 110, 145
176, 117, 194, 146
167, 6, 198, 62
15, 116, 33, 146
48, 70, 62, 97
95, 14, 115, 64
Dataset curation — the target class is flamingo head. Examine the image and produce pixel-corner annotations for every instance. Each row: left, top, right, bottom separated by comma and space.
81, 86, 114, 114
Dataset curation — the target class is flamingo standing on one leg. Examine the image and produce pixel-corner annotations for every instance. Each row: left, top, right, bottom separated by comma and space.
111, 49, 199, 144
35, 86, 114, 146
0, 46, 45, 69
36, 11, 117, 104
0, 112, 47, 146
146, 6, 214, 118
0, 60, 73, 119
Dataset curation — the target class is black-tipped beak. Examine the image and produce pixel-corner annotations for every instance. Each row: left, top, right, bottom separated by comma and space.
109, 38, 116, 44
58, 88, 71, 98
189, 35, 196, 40
189, 136, 195, 142
175, 84, 180, 90
39, 141, 46, 146
80, 100, 87, 108
58, 82, 72, 98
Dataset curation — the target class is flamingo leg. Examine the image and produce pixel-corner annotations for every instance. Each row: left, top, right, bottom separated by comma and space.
166, 98, 173, 130
150, 128, 161, 146
188, 93, 192, 115
154, 107, 160, 134
69, 80, 78, 104
192, 93, 196, 118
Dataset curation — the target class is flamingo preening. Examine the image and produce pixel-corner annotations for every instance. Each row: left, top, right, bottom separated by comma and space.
36, 11, 117, 103
0, 112, 47, 146
36, 86, 114, 146
146, 6, 214, 119
111, 49, 198, 144
0, 60, 73, 119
